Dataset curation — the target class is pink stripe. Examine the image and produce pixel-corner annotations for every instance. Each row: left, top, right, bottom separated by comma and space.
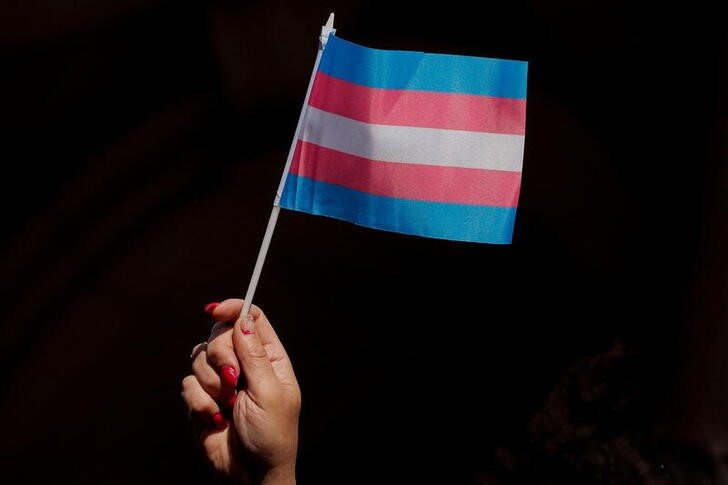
290, 141, 521, 207
308, 72, 526, 135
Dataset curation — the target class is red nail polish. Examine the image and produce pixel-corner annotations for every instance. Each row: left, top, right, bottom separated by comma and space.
204, 302, 219, 314
220, 366, 238, 387
212, 412, 226, 428
227, 394, 237, 408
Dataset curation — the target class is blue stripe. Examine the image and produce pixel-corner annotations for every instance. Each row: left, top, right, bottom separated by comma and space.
279, 174, 516, 244
318, 34, 528, 99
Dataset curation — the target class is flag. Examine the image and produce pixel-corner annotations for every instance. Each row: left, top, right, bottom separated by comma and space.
277, 33, 528, 244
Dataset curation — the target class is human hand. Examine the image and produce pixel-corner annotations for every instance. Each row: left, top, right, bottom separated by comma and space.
181, 300, 301, 484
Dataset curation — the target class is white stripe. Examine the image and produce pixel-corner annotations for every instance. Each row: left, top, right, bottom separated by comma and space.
300, 106, 524, 172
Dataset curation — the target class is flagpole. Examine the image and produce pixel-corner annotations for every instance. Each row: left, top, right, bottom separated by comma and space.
237, 13, 336, 326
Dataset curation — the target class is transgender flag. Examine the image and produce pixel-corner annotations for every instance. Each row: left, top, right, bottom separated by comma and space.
277, 34, 528, 244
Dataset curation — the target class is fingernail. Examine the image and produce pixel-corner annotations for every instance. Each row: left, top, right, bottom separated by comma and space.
227, 394, 237, 408
220, 366, 238, 387
212, 412, 226, 429
241, 314, 255, 335
204, 302, 220, 314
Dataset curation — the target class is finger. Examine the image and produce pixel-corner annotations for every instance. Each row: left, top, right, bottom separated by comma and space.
181, 375, 230, 458
203, 301, 242, 395
208, 298, 245, 323
232, 312, 279, 401
181, 375, 226, 431
191, 347, 229, 404
205, 321, 240, 395
213, 299, 297, 386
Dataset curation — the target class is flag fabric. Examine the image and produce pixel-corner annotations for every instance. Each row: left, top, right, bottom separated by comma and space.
277, 34, 528, 244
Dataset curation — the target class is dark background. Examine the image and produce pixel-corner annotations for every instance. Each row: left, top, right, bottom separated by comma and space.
1, 1, 725, 483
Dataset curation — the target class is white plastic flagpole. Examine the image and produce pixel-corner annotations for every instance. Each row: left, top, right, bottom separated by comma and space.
237, 13, 336, 327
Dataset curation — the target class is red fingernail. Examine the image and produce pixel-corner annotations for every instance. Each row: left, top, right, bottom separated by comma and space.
204, 302, 219, 314
220, 366, 238, 387
227, 394, 237, 408
212, 412, 226, 429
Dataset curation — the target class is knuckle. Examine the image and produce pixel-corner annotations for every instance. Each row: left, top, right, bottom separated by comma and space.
190, 354, 208, 378
182, 375, 197, 392
181, 377, 214, 413
290, 392, 302, 409
205, 344, 229, 366
220, 298, 244, 314
191, 363, 221, 398
246, 344, 269, 360
188, 398, 210, 413
287, 384, 302, 406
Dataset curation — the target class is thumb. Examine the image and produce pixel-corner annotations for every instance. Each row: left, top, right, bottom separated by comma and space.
232, 312, 279, 401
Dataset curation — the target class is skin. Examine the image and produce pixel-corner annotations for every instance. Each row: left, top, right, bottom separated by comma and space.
181, 299, 301, 485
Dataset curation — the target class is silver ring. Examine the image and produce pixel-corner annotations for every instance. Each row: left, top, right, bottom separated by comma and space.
189, 342, 207, 360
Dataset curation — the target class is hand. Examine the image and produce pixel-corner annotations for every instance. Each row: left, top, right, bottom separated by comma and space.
181, 299, 301, 484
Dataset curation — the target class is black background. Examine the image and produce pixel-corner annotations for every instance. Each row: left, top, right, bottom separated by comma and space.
1, 1, 725, 483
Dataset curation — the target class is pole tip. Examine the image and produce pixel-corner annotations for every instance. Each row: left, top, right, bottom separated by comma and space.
320, 12, 336, 47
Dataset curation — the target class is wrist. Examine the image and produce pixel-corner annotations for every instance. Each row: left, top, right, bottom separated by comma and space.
259, 462, 296, 485
230, 460, 295, 485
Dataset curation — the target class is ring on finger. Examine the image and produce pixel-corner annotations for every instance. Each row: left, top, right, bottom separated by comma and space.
190, 342, 207, 361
